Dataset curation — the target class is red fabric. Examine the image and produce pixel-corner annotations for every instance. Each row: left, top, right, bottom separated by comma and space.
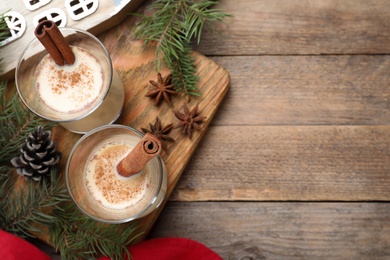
0, 230, 221, 260
0, 230, 50, 260
99, 237, 222, 260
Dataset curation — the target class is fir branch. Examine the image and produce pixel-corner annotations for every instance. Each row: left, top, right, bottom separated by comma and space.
0, 81, 52, 163
133, 0, 230, 96
0, 12, 10, 68
0, 165, 18, 202
0, 12, 10, 42
49, 203, 141, 260
0, 169, 70, 238
171, 42, 199, 96
0, 166, 18, 226
0, 163, 141, 259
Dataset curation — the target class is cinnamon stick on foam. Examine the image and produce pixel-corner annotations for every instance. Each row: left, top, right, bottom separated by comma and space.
34, 20, 75, 66
117, 133, 162, 177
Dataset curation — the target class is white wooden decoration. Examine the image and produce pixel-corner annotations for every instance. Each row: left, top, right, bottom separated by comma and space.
0, 0, 146, 79
33, 8, 68, 27
23, 0, 52, 11
65, 0, 99, 21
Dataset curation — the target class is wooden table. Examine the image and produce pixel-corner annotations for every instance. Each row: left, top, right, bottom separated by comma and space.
30, 0, 390, 259
146, 1, 390, 259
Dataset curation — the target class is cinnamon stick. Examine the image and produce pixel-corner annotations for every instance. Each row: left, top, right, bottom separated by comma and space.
117, 133, 162, 177
34, 20, 75, 66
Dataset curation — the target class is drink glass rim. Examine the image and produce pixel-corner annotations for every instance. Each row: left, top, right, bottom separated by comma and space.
65, 124, 165, 224
15, 27, 113, 123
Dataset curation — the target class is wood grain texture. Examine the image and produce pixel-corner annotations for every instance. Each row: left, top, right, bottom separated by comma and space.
170, 125, 390, 201
209, 55, 390, 126
145, 1, 390, 257
195, 0, 390, 55
149, 202, 390, 259
8, 0, 390, 258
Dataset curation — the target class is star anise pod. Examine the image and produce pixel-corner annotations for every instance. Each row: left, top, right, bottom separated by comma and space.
145, 73, 177, 106
174, 103, 206, 139
141, 117, 174, 150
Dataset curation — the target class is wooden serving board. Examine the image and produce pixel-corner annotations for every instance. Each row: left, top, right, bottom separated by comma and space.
28, 13, 230, 246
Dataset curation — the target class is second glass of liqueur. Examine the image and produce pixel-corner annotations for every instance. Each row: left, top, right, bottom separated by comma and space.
66, 125, 168, 223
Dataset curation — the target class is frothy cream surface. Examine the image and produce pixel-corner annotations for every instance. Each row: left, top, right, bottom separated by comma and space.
85, 142, 151, 210
35, 46, 104, 114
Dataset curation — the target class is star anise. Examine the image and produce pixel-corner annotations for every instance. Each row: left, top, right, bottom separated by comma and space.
174, 103, 206, 139
145, 73, 177, 106
141, 117, 174, 150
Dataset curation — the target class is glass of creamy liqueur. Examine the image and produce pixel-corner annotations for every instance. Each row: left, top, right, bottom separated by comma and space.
65, 125, 168, 223
15, 27, 124, 134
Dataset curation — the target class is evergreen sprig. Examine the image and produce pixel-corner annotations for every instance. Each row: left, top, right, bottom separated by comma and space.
0, 12, 10, 42
0, 165, 17, 215
0, 169, 69, 238
50, 203, 141, 260
0, 82, 51, 163
133, 0, 229, 96
0, 12, 10, 66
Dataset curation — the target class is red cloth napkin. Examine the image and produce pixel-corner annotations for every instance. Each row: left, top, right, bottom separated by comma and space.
99, 237, 222, 260
0, 230, 51, 260
0, 230, 221, 260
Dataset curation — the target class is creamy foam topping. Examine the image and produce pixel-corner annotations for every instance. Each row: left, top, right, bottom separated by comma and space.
85, 142, 151, 210
35, 46, 104, 114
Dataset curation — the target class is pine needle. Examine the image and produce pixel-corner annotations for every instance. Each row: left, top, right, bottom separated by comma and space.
0, 12, 11, 68
133, 0, 230, 96
0, 169, 69, 238
0, 81, 52, 163
49, 203, 141, 260
0, 12, 10, 42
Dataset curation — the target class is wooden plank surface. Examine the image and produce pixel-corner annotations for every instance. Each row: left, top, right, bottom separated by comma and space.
209, 55, 390, 126
169, 125, 390, 201
23, 0, 390, 258
150, 202, 390, 259
195, 0, 390, 55
148, 0, 390, 258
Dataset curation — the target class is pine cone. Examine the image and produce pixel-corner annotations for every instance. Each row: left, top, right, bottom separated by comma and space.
11, 126, 61, 181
